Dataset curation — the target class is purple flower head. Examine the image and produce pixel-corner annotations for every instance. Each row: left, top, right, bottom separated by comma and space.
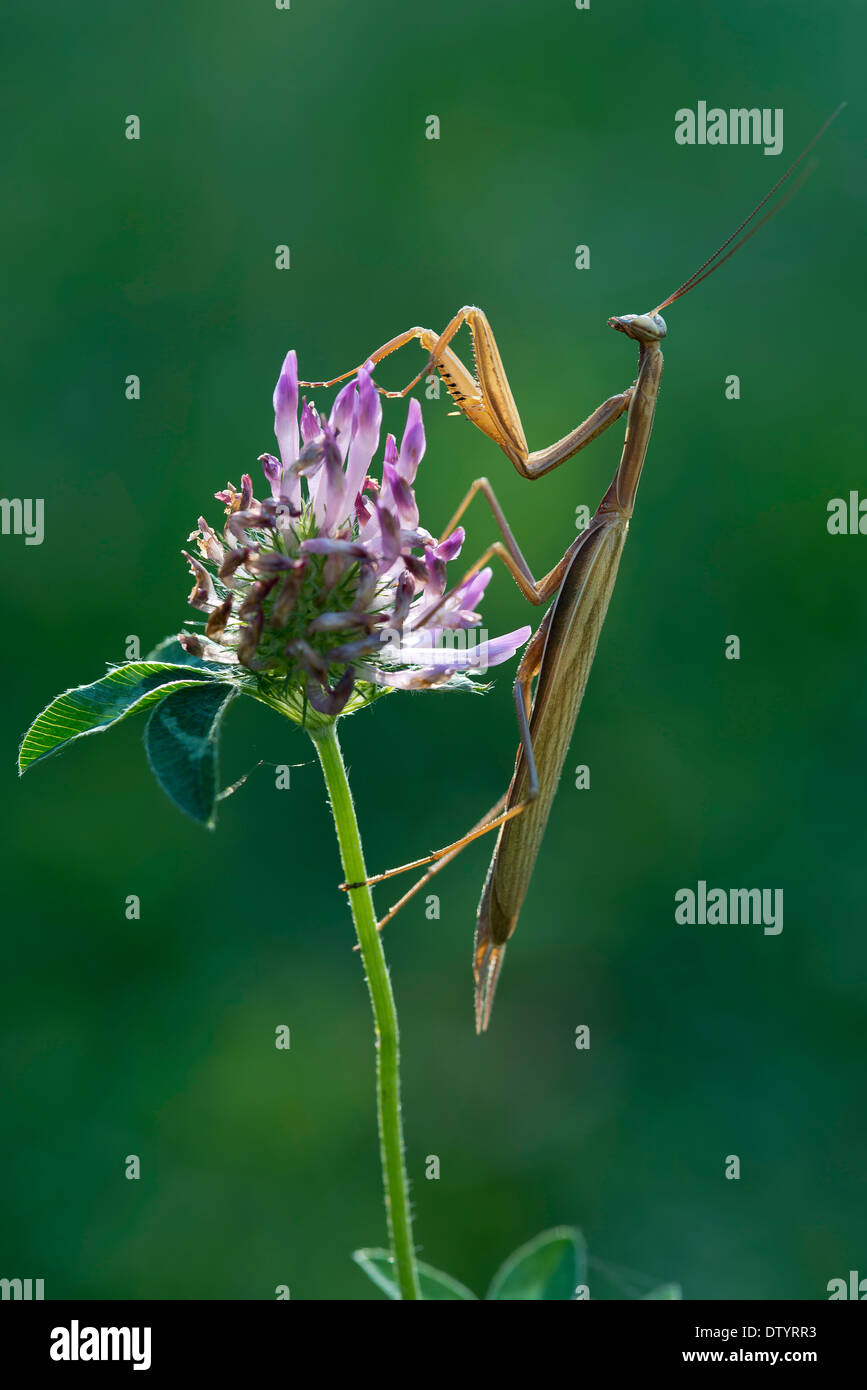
180, 353, 530, 723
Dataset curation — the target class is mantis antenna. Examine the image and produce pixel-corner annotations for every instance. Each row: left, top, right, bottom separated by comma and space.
654, 101, 846, 313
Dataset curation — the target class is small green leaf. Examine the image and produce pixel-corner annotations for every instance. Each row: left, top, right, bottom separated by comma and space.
487, 1227, 586, 1301
352, 1249, 478, 1300
642, 1283, 682, 1299
144, 682, 237, 826
18, 662, 221, 772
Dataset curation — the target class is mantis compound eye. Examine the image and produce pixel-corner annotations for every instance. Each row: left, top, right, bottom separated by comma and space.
607, 313, 666, 342
632, 313, 667, 340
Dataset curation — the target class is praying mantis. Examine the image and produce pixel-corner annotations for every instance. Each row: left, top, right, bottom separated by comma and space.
302, 105, 843, 1032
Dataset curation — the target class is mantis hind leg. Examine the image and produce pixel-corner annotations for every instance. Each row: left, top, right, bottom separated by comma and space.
362, 793, 508, 941
345, 613, 551, 908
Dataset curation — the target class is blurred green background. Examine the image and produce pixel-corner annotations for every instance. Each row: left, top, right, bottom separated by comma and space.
3, 0, 864, 1299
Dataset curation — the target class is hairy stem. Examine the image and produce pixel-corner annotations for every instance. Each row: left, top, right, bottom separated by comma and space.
309, 719, 420, 1300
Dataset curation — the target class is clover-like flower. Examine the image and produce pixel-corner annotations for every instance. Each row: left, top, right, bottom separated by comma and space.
20, 351, 531, 823
180, 351, 530, 720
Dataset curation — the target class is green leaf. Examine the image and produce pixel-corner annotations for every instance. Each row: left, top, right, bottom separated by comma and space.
487, 1227, 586, 1301
18, 662, 221, 773
144, 682, 237, 826
352, 1249, 478, 1301
642, 1283, 683, 1299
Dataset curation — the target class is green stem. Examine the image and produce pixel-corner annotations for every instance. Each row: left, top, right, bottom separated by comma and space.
309, 719, 421, 1301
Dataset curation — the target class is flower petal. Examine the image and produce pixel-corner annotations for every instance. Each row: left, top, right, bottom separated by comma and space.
376, 502, 402, 565
182, 550, 218, 610
205, 594, 233, 639
423, 548, 446, 598
194, 517, 224, 566
271, 560, 308, 626
259, 452, 283, 501
179, 632, 237, 664
397, 396, 425, 483
300, 537, 370, 558
273, 351, 299, 462
344, 365, 382, 509
383, 461, 418, 527
273, 350, 301, 509
308, 610, 377, 634
389, 569, 416, 627
325, 633, 385, 661
305, 667, 356, 716
354, 662, 454, 691
300, 398, 321, 444
319, 422, 350, 532
382, 624, 532, 671
434, 527, 464, 563
328, 379, 356, 464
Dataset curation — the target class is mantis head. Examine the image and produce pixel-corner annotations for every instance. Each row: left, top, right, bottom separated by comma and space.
607, 312, 667, 343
